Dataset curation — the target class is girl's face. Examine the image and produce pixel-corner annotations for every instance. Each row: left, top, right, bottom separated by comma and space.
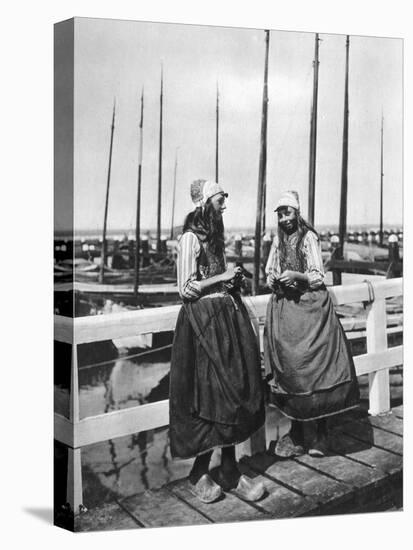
277, 206, 297, 233
210, 193, 227, 217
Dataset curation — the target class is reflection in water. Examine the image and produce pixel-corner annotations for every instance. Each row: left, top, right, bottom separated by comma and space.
79, 345, 172, 418
80, 344, 174, 504
104, 359, 170, 413
100, 355, 172, 492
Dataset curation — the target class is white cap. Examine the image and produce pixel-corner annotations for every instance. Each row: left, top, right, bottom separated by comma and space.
190, 179, 228, 207
274, 190, 300, 212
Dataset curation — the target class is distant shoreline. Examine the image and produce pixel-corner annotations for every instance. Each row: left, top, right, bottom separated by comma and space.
55, 223, 403, 240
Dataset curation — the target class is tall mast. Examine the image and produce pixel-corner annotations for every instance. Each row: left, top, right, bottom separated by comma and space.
308, 33, 320, 226
215, 82, 219, 183
253, 29, 270, 295
262, 181, 266, 234
156, 64, 164, 253
170, 148, 179, 240
134, 89, 144, 301
99, 99, 116, 284
379, 114, 384, 246
338, 35, 350, 259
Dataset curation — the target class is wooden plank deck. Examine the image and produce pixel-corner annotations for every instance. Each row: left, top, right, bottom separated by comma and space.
74, 406, 403, 531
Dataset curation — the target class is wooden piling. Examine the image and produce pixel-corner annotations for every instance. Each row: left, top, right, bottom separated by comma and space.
387, 235, 401, 278
234, 234, 243, 258
330, 235, 342, 285
141, 235, 150, 267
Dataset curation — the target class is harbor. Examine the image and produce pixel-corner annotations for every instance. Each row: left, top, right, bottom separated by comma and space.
54, 226, 403, 313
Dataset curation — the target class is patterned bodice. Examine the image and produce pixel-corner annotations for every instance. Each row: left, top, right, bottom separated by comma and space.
279, 233, 307, 273
197, 241, 228, 295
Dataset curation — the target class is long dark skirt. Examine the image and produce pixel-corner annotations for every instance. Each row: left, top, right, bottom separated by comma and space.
264, 287, 360, 421
169, 294, 265, 459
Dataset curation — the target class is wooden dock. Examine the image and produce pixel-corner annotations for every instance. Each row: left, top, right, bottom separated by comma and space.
74, 405, 403, 531
54, 278, 403, 531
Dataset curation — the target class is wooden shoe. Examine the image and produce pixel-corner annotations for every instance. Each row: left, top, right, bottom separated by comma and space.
189, 474, 223, 503
274, 433, 305, 458
234, 475, 265, 502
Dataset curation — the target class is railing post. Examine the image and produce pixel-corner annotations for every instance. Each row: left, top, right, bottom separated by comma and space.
66, 343, 83, 515
366, 295, 390, 415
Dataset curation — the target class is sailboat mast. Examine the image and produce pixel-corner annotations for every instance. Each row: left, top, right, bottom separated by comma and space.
134, 89, 144, 301
215, 83, 219, 183
253, 29, 270, 295
262, 131, 267, 234
262, 181, 266, 234
308, 33, 320, 226
170, 148, 178, 240
338, 35, 350, 260
99, 99, 116, 284
156, 64, 164, 253
379, 114, 384, 246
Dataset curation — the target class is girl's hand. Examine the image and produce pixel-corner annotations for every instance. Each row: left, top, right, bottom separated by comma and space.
220, 266, 242, 282
278, 270, 296, 286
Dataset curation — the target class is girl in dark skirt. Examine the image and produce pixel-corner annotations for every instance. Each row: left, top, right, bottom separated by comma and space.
264, 191, 360, 458
169, 179, 265, 503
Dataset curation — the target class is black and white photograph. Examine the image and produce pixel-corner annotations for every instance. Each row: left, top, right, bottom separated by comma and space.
53, 15, 404, 533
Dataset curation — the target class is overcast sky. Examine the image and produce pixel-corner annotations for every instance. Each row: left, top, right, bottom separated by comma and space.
66, 17, 402, 233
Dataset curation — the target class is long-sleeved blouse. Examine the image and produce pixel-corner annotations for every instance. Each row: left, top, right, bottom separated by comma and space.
265, 230, 325, 290
176, 231, 203, 301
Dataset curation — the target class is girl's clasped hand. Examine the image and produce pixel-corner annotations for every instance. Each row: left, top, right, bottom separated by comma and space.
220, 265, 243, 283
222, 265, 244, 290
268, 270, 296, 288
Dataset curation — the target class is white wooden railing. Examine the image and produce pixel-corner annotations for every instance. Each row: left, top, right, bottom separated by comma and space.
54, 278, 403, 514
